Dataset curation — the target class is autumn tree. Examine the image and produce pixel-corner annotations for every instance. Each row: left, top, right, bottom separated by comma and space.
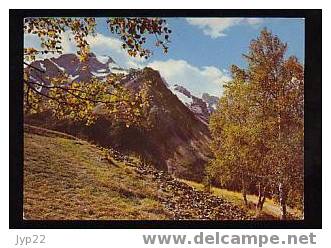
209, 74, 254, 206
245, 29, 304, 219
209, 29, 304, 219
23, 17, 171, 126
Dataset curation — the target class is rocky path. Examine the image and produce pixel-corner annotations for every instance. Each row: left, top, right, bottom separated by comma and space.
106, 148, 251, 220
135, 163, 251, 220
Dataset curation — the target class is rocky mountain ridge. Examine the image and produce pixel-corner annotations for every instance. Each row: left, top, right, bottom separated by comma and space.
26, 53, 219, 122
25, 54, 214, 180
169, 84, 219, 124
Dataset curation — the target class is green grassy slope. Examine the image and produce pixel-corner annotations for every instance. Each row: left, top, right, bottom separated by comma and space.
23, 125, 250, 221
179, 179, 303, 220
24, 129, 170, 220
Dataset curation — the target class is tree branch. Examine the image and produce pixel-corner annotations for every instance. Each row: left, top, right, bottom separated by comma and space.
24, 62, 45, 73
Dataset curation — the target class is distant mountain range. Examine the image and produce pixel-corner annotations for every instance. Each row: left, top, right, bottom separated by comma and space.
27, 53, 129, 83
27, 53, 219, 122
25, 53, 220, 180
169, 85, 219, 124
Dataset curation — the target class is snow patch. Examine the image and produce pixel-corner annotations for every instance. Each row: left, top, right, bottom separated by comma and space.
69, 75, 79, 80
49, 59, 65, 72
169, 85, 193, 105
91, 71, 109, 77
96, 55, 110, 64
108, 62, 118, 70
111, 68, 128, 75
30, 76, 43, 92
39, 62, 46, 71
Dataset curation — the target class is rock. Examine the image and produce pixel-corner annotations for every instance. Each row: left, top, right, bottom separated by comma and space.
106, 150, 250, 220
133, 163, 250, 220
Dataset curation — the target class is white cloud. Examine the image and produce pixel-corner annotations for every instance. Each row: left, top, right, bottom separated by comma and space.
24, 31, 230, 97
24, 31, 146, 68
186, 18, 263, 38
86, 33, 146, 68
148, 59, 230, 97
24, 33, 74, 60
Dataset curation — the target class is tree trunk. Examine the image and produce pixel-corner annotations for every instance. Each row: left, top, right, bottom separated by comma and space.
241, 175, 248, 206
259, 186, 267, 211
204, 176, 211, 193
277, 108, 287, 220
279, 182, 287, 220
256, 182, 262, 214
242, 185, 248, 206
255, 183, 268, 214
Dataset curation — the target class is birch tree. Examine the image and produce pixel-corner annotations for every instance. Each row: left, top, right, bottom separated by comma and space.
209, 29, 304, 218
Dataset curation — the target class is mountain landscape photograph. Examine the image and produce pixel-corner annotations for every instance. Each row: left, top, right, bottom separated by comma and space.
22, 16, 305, 221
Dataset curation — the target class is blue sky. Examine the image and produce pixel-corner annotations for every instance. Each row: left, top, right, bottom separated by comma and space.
94, 17, 304, 67
97, 17, 304, 97
25, 17, 305, 97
